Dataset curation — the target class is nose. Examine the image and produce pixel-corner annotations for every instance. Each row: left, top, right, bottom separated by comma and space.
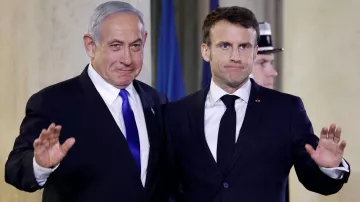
230, 49, 241, 63
120, 47, 132, 66
268, 65, 278, 77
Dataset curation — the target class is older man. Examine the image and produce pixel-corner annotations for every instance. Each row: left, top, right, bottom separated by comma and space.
5, 1, 168, 202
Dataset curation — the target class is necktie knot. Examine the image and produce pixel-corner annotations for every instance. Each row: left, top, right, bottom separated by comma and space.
119, 89, 129, 100
220, 95, 239, 109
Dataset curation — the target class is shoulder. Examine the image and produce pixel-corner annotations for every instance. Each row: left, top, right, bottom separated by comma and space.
166, 88, 206, 112
134, 80, 167, 104
258, 85, 305, 111
26, 75, 81, 111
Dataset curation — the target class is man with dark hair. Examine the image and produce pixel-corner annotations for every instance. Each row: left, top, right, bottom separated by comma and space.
166, 6, 350, 202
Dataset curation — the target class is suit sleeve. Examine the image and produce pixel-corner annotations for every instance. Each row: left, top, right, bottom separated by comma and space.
5, 93, 52, 192
291, 96, 350, 195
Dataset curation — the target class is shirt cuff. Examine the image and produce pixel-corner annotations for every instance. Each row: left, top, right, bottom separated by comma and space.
33, 157, 59, 186
319, 158, 349, 179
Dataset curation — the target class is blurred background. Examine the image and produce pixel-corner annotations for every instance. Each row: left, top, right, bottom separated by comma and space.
0, 0, 359, 201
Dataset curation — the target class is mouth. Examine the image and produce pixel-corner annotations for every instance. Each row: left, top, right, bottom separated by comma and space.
224, 66, 245, 70
113, 69, 133, 72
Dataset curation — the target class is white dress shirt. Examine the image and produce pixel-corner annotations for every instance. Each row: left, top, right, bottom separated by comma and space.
204, 79, 349, 179
33, 63, 149, 186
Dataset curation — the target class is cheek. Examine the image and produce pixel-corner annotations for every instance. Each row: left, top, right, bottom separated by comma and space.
253, 66, 265, 77
243, 53, 255, 64
262, 65, 274, 76
133, 52, 143, 65
105, 51, 120, 64
132, 53, 143, 73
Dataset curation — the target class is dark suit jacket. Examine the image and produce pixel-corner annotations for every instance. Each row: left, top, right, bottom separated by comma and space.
165, 79, 350, 202
5, 66, 168, 202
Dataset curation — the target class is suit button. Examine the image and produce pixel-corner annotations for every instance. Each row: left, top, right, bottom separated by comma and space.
223, 182, 229, 188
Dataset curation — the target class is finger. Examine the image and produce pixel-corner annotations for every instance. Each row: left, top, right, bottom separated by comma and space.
49, 136, 59, 146
42, 139, 50, 149
33, 138, 41, 148
47, 123, 56, 133
60, 138, 75, 155
320, 127, 328, 139
48, 126, 62, 146
38, 129, 48, 141
34, 138, 48, 155
305, 144, 316, 156
339, 140, 347, 152
333, 127, 341, 143
53, 125, 62, 139
47, 123, 57, 139
327, 124, 336, 139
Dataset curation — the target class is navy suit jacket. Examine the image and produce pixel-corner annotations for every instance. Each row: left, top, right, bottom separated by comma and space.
5, 66, 169, 202
165, 79, 350, 202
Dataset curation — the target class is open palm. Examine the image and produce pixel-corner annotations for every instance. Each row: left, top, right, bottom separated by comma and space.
305, 124, 346, 168
33, 123, 75, 168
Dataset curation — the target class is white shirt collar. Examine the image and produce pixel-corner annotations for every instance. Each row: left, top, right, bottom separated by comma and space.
208, 78, 251, 107
87, 62, 137, 105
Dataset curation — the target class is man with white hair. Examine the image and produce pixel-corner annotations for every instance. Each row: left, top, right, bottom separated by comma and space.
251, 21, 283, 89
5, 1, 169, 202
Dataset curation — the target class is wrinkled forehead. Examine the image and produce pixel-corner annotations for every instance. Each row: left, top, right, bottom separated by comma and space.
100, 12, 144, 37
96, 14, 145, 46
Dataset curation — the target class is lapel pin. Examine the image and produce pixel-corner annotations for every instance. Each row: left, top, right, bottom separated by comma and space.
255, 99, 261, 103
151, 107, 155, 115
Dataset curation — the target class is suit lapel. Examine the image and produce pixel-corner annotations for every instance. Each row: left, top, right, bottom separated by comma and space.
188, 86, 218, 169
229, 79, 264, 171
133, 81, 160, 190
78, 66, 142, 182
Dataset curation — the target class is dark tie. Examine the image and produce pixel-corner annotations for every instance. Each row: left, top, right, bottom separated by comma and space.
217, 94, 239, 176
119, 89, 141, 173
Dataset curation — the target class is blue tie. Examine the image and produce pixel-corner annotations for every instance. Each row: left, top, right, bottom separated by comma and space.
119, 89, 141, 173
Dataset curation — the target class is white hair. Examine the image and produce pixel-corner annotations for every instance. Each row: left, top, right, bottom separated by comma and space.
88, 1, 145, 44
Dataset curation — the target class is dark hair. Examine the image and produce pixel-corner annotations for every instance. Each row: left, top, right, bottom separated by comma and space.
202, 6, 259, 46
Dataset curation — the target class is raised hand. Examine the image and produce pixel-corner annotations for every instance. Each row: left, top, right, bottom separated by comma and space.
305, 124, 346, 168
33, 123, 75, 168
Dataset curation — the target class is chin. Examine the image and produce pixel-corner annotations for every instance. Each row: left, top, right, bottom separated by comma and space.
263, 84, 274, 89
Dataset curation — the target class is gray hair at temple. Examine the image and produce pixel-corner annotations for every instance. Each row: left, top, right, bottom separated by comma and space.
88, 1, 145, 45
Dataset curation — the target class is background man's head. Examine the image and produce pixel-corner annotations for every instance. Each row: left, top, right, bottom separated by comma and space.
83, 1, 147, 89
201, 6, 259, 91
252, 22, 283, 89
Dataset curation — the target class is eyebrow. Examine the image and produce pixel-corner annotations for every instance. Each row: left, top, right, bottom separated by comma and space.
130, 38, 142, 44
215, 41, 253, 47
108, 38, 142, 45
216, 41, 230, 46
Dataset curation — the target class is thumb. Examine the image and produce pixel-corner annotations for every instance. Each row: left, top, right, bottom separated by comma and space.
60, 137, 75, 156
305, 144, 316, 157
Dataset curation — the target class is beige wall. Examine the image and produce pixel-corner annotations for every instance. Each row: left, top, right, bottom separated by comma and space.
0, 0, 151, 201
283, 0, 360, 201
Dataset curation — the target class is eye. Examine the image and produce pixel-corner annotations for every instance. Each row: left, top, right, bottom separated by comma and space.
220, 43, 230, 50
239, 44, 250, 50
131, 43, 142, 51
111, 44, 121, 50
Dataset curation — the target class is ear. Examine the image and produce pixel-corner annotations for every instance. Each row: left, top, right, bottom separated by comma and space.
83, 34, 96, 59
201, 43, 211, 62
143, 31, 148, 47
253, 45, 259, 61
